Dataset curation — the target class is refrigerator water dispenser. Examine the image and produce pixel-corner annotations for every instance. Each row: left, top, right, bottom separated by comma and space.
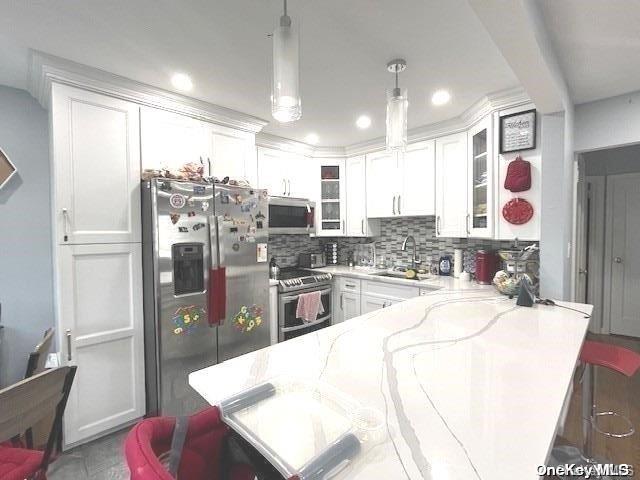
172, 243, 204, 295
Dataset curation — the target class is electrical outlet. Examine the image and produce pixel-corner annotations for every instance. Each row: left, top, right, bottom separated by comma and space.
45, 352, 60, 368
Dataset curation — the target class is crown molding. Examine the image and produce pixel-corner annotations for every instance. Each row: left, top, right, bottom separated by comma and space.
28, 50, 269, 134
344, 86, 531, 156
255, 132, 346, 158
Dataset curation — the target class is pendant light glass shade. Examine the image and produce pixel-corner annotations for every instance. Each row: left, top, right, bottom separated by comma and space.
271, 9, 301, 123
386, 87, 408, 151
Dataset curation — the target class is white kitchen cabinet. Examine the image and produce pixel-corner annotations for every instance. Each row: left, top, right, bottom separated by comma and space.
140, 108, 206, 172
346, 156, 379, 237
258, 147, 289, 196
361, 295, 396, 314
204, 124, 258, 186
339, 292, 361, 322
141, 108, 257, 186
366, 142, 435, 219
52, 84, 141, 244
58, 243, 145, 447
257, 147, 315, 199
435, 132, 468, 238
399, 141, 436, 216
366, 151, 398, 218
467, 116, 494, 238
312, 158, 346, 236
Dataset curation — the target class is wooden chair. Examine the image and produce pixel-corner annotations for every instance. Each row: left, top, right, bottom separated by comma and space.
23, 328, 55, 449
0, 366, 76, 480
25, 328, 55, 379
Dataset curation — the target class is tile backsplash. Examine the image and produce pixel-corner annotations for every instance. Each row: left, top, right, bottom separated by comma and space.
269, 216, 524, 271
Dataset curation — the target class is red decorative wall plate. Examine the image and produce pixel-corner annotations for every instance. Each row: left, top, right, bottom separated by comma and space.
502, 198, 534, 225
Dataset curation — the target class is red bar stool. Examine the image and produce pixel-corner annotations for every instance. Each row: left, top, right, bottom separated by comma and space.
551, 340, 640, 479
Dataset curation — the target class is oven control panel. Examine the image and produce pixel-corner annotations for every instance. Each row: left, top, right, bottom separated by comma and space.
279, 273, 333, 292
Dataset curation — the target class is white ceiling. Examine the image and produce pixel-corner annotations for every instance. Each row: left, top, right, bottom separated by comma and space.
540, 0, 640, 105
0, 0, 520, 147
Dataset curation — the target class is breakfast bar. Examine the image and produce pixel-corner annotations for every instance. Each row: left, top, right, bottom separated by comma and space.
190, 285, 592, 479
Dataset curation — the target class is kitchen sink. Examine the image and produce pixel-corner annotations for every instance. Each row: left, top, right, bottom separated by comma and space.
369, 271, 431, 281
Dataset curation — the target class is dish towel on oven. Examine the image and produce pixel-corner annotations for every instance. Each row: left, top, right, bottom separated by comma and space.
295, 291, 325, 323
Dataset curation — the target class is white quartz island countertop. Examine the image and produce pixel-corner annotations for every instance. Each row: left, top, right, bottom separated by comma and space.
190, 284, 592, 480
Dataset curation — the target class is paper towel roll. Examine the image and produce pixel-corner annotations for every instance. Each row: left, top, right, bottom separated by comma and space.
453, 249, 463, 278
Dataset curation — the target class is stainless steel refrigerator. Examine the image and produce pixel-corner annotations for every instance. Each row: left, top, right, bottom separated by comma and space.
142, 178, 270, 416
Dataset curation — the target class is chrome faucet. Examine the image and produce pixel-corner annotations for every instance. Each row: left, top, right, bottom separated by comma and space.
401, 235, 419, 269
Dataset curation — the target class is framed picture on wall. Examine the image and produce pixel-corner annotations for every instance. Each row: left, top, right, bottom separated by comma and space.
499, 109, 536, 153
0, 147, 17, 190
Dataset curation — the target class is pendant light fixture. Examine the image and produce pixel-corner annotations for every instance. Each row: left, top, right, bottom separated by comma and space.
386, 59, 408, 152
271, 0, 301, 123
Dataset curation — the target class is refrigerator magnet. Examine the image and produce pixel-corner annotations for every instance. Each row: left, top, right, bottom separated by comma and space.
187, 211, 196, 217
193, 185, 206, 194
240, 204, 251, 212
255, 211, 265, 220
187, 197, 195, 207
169, 193, 186, 209
232, 305, 263, 333
256, 220, 263, 229
232, 243, 240, 251
221, 194, 230, 204
257, 243, 267, 262
201, 201, 209, 211
234, 194, 242, 205
192, 223, 206, 231
172, 305, 204, 335
178, 227, 188, 233
170, 213, 180, 224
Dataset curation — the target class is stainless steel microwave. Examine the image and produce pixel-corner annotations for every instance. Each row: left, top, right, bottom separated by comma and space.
268, 196, 315, 234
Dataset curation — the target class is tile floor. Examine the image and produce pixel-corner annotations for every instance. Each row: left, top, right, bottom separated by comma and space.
48, 428, 130, 480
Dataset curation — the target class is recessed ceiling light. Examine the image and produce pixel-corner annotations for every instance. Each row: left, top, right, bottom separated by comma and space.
305, 133, 320, 145
356, 115, 372, 129
171, 73, 193, 92
431, 89, 451, 106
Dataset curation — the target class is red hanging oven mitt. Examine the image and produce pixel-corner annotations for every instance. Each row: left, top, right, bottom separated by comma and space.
504, 155, 531, 192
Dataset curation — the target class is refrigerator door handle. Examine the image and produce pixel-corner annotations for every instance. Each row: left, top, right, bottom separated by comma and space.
208, 215, 226, 326
208, 266, 226, 326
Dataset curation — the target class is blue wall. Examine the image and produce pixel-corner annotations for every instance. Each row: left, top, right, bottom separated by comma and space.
0, 86, 53, 386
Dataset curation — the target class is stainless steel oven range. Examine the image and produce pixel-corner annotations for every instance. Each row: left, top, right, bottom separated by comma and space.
277, 268, 332, 342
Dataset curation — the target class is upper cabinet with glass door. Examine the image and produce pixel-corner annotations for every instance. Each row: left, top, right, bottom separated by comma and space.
467, 116, 494, 238
316, 158, 346, 236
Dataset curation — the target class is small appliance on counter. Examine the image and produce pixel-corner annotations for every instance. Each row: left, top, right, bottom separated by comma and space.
270, 257, 281, 279
438, 255, 452, 276
298, 253, 326, 269
475, 250, 499, 284
324, 242, 338, 265
495, 244, 540, 296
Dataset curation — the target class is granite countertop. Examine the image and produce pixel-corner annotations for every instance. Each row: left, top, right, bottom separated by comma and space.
190, 287, 592, 479
315, 265, 484, 290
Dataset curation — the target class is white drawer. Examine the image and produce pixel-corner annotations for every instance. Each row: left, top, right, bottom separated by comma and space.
338, 276, 361, 294
362, 280, 419, 300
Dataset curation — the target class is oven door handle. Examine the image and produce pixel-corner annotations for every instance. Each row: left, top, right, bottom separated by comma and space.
280, 287, 332, 303
281, 314, 332, 332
